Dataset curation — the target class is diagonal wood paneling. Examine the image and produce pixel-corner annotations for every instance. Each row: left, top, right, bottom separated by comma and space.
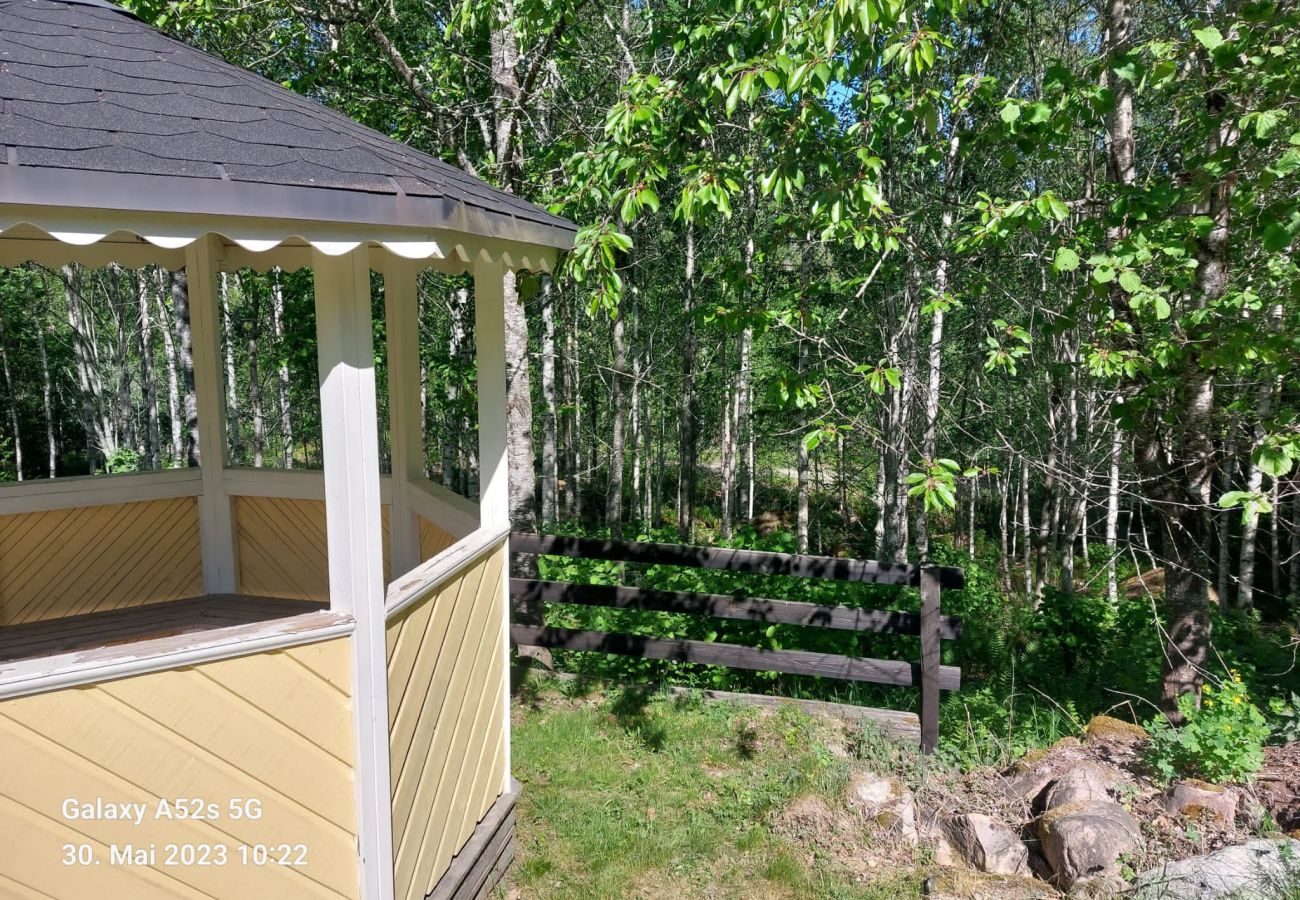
418, 516, 457, 562
235, 496, 330, 602
236, 497, 394, 601
0, 638, 358, 899
0, 498, 203, 626
385, 543, 508, 900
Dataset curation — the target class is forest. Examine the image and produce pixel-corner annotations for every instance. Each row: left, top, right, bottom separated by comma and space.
1, 0, 1298, 767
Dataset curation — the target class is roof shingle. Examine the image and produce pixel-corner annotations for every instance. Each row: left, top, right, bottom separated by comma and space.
0, 0, 576, 248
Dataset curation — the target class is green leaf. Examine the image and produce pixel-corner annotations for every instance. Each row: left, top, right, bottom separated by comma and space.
1000, 102, 1020, 124
1258, 445, 1294, 479
1118, 270, 1142, 293
1053, 246, 1080, 272
1192, 26, 1224, 51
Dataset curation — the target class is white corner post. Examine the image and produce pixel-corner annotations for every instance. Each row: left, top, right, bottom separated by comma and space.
313, 246, 394, 900
383, 257, 423, 577
472, 257, 512, 796
473, 259, 509, 530
184, 234, 239, 593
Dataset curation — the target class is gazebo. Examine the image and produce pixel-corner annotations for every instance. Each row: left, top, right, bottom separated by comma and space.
0, 1, 574, 898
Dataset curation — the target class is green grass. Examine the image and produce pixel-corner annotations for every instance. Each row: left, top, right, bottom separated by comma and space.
499, 680, 924, 900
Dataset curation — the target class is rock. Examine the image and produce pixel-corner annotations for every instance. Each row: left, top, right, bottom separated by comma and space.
942, 813, 1030, 876
1131, 838, 1300, 899
920, 817, 959, 867
1004, 751, 1065, 813
1163, 780, 1239, 828
1045, 763, 1122, 809
1083, 715, 1149, 745
845, 771, 917, 843
1038, 799, 1143, 890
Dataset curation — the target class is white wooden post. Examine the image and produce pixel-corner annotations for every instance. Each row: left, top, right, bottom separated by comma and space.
383, 256, 423, 577
472, 258, 512, 795
313, 246, 394, 900
184, 234, 238, 593
473, 259, 509, 529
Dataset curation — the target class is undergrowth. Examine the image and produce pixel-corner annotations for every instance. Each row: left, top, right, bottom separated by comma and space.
525, 521, 1300, 772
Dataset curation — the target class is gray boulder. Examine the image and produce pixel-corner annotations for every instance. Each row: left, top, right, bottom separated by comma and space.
1162, 780, 1240, 829
1132, 839, 1300, 900
943, 813, 1030, 876
1045, 763, 1121, 809
1038, 799, 1143, 890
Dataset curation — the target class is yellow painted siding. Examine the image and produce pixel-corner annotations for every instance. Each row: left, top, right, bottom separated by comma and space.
418, 516, 457, 562
0, 498, 203, 625
234, 496, 330, 602
386, 543, 507, 900
235, 497, 394, 600
0, 639, 358, 900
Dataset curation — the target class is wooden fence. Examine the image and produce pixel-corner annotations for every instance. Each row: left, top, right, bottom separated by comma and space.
508, 532, 964, 753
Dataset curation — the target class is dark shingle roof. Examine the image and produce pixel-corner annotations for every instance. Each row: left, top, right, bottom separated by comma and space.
0, 0, 576, 249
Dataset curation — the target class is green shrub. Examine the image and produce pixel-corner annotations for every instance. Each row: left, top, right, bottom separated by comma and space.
1269, 691, 1300, 745
1145, 674, 1269, 784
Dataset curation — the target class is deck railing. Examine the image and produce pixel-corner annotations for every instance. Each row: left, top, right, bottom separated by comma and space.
509, 532, 964, 753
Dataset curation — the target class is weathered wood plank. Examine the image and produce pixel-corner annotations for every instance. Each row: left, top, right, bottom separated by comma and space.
427, 778, 519, 900
512, 532, 964, 589
918, 568, 942, 755
511, 625, 961, 690
511, 579, 963, 639
0, 595, 325, 663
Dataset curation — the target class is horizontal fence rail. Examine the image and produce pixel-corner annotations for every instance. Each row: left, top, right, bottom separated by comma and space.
511, 532, 965, 590
509, 532, 964, 752
510, 580, 964, 640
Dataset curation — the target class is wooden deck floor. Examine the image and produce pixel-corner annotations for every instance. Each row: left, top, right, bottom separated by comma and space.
0, 595, 327, 663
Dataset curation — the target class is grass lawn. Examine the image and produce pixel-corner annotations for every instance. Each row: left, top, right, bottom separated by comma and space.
497, 679, 926, 900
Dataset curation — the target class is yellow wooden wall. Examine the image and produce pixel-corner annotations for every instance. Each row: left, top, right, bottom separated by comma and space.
0, 638, 358, 900
0, 497, 204, 625
418, 516, 458, 561
385, 543, 508, 900
235, 498, 393, 600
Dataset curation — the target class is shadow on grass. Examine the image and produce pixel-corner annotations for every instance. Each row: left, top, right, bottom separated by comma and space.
607, 685, 669, 751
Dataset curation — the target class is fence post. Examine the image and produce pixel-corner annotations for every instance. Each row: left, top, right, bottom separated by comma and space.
919, 566, 941, 754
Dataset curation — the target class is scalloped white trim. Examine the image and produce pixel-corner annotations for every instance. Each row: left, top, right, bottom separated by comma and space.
0, 219, 556, 273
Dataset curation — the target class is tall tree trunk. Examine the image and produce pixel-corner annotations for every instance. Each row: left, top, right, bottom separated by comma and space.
607, 291, 626, 538
0, 312, 22, 481
137, 270, 160, 469
737, 326, 753, 525
915, 133, 960, 561
221, 273, 241, 464
1217, 421, 1238, 603
1142, 86, 1235, 719
1021, 454, 1032, 599
35, 299, 56, 478
247, 288, 264, 467
676, 223, 697, 541
795, 238, 812, 554
566, 304, 581, 522
879, 276, 919, 563
271, 269, 294, 469
1035, 398, 1061, 598
63, 265, 116, 468
540, 273, 559, 524
631, 286, 644, 523
169, 268, 199, 466
444, 286, 468, 489
503, 270, 536, 531
155, 270, 183, 466
1106, 416, 1123, 603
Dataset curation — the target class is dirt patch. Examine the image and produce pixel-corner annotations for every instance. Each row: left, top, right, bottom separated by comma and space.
1260, 742, 1300, 833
